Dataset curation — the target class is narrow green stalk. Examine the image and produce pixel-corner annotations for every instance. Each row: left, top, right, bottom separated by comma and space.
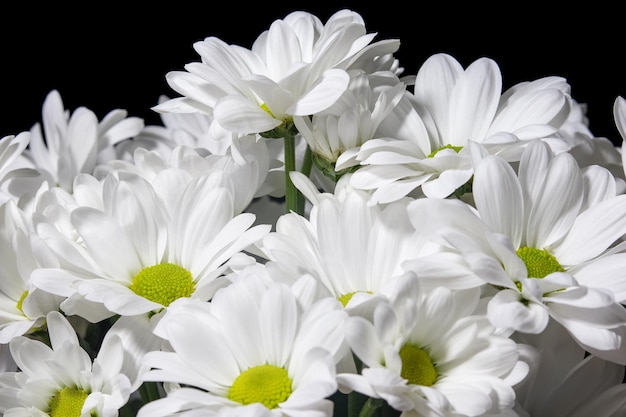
283, 132, 302, 215
359, 397, 384, 417
300, 145, 312, 177
296, 146, 312, 215
139, 381, 161, 403
348, 391, 368, 417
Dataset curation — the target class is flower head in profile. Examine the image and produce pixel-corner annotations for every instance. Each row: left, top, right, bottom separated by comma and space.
337, 273, 528, 417
95, 140, 271, 216
16, 89, 144, 193
153, 9, 400, 137
337, 52, 572, 203
137, 269, 348, 417
0, 311, 157, 417
293, 71, 420, 182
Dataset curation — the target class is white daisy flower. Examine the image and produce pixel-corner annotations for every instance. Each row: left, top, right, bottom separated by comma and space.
0, 311, 158, 417
95, 141, 270, 216
336, 273, 528, 417
153, 9, 400, 136
29, 169, 270, 322
470, 140, 626, 361
137, 271, 348, 417
338, 52, 572, 203
405, 181, 626, 365
19, 89, 144, 193
117, 94, 231, 158
293, 71, 423, 182
261, 172, 428, 316
556, 98, 625, 187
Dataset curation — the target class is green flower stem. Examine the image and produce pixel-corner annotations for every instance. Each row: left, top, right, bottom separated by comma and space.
139, 381, 161, 403
296, 146, 312, 215
283, 132, 303, 216
359, 397, 384, 417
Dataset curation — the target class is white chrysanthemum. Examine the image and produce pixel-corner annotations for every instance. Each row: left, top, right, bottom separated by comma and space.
293, 71, 423, 182
29, 169, 270, 322
555, 98, 625, 187
153, 9, 400, 136
15, 89, 144, 193
0, 199, 63, 344
338, 52, 572, 203
95, 141, 270, 215
470, 140, 626, 360
0, 311, 158, 417
405, 190, 626, 365
117, 94, 232, 158
117, 96, 286, 200
137, 271, 348, 417
336, 273, 528, 417
512, 320, 626, 417
261, 172, 428, 314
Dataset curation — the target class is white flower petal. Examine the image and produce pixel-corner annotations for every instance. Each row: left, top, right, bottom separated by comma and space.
487, 290, 549, 333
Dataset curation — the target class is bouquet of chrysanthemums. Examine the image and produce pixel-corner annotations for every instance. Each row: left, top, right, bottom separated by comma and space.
2, 8, 626, 417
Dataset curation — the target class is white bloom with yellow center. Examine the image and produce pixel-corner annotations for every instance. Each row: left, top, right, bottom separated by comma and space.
153, 9, 400, 136
336, 273, 528, 417
137, 272, 348, 416
30, 169, 270, 322
339, 52, 572, 203
470, 140, 626, 363
406, 186, 626, 365
0, 311, 157, 417
261, 172, 428, 314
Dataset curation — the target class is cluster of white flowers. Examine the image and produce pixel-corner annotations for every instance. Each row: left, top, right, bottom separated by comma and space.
1, 8, 626, 417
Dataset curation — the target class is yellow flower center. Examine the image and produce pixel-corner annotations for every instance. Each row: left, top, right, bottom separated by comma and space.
16, 290, 28, 314
337, 290, 372, 307
428, 144, 463, 158
49, 386, 89, 417
228, 364, 293, 409
516, 247, 564, 278
129, 263, 195, 307
399, 344, 438, 386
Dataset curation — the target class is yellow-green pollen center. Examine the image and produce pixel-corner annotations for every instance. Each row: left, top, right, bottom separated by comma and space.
428, 144, 463, 158
228, 364, 293, 409
338, 290, 373, 307
516, 247, 564, 278
49, 386, 89, 417
16, 290, 28, 314
129, 263, 195, 307
399, 344, 438, 386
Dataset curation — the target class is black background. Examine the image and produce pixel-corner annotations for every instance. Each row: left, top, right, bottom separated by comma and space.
2, 4, 624, 145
